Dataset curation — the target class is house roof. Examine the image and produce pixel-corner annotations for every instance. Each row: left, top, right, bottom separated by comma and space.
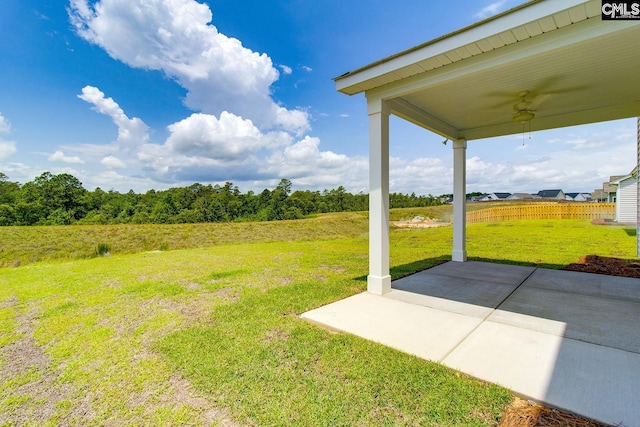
334, 0, 640, 141
565, 192, 589, 199
604, 176, 625, 192
537, 189, 564, 197
509, 193, 538, 199
493, 193, 512, 199
610, 166, 639, 185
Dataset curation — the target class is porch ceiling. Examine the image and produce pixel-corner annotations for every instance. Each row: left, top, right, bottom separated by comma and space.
335, 0, 640, 140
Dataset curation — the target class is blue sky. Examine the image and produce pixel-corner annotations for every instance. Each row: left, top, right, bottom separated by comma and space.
0, 0, 636, 195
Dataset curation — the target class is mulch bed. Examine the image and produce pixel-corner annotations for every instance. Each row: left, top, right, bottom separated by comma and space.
499, 398, 614, 427
563, 254, 640, 278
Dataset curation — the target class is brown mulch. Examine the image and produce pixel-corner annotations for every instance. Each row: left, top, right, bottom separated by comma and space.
563, 254, 640, 278
499, 398, 614, 427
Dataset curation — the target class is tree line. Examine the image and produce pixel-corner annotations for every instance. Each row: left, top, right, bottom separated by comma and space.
0, 172, 444, 226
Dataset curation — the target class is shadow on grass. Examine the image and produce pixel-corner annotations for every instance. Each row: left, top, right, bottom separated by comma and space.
353, 255, 451, 282
391, 255, 450, 279
624, 228, 637, 237
355, 255, 567, 283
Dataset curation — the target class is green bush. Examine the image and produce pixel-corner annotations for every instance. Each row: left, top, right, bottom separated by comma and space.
94, 242, 110, 257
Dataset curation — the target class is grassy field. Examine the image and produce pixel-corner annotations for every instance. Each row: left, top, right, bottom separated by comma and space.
0, 211, 636, 426
0, 204, 531, 268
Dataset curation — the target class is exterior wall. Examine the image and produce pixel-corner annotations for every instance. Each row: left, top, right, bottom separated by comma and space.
616, 178, 638, 223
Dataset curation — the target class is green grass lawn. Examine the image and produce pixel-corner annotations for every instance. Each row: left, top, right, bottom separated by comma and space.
0, 215, 636, 425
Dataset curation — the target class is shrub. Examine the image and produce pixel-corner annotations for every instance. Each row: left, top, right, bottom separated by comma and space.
95, 242, 111, 257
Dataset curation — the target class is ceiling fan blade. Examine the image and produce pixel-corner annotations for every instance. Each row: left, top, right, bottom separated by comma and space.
527, 93, 554, 110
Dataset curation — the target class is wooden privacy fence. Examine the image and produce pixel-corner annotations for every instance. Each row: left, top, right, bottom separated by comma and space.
466, 202, 615, 224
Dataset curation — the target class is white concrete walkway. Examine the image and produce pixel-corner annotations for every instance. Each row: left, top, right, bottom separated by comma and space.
301, 261, 640, 426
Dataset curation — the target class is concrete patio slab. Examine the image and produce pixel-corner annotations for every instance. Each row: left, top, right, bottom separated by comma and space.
443, 321, 640, 427
492, 286, 640, 353
523, 268, 640, 302
426, 261, 535, 285
385, 288, 494, 318
301, 292, 482, 362
300, 262, 640, 426
391, 269, 520, 313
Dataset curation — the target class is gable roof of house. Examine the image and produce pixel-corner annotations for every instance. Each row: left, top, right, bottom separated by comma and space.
565, 192, 590, 199
493, 193, 512, 199
610, 167, 639, 185
537, 189, 564, 198
604, 176, 626, 192
509, 193, 538, 199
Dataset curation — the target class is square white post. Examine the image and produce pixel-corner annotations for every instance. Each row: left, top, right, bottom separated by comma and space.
367, 97, 391, 295
452, 139, 467, 262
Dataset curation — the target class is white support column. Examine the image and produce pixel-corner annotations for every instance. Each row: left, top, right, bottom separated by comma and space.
452, 139, 467, 262
367, 97, 391, 295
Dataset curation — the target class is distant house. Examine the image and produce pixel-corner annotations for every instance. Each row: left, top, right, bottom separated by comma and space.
508, 193, 539, 200
604, 176, 625, 202
591, 189, 605, 202
565, 192, 592, 202
537, 189, 565, 199
610, 167, 638, 223
478, 192, 511, 201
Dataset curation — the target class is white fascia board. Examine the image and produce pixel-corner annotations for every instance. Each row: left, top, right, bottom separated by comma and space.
335, 0, 590, 95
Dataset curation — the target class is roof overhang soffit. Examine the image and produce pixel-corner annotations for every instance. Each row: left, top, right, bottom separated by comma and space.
364, 17, 640, 141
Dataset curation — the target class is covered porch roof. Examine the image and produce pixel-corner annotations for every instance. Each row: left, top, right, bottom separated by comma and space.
335, 0, 640, 141
334, 0, 640, 296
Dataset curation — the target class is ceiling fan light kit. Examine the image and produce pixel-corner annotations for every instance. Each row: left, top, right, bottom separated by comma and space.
513, 110, 535, 123
509, 90, 552, 123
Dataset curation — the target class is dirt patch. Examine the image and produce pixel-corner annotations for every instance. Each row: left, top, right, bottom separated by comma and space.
0, 305, 93, 425
499, 397, 613, 427
563, 255, 640, 278
214, 287, 239, 301
391, 216, 450, 229
163, 374, 243, 427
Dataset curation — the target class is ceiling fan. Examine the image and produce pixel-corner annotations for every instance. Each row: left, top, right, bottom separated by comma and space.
512, 90, 553, 123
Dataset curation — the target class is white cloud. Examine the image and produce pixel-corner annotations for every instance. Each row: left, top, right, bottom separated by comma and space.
279, 64, 292, 75
69, 0, 309, 134
302, 66, 312, 73
165, 112, 266, 161
78, 85, 149, 149
388, 156, 451, 195
261, 136, 368, 188
475, 0, 509, 19
0, 113, 11, 134
0, 141, 16, 160
49, 150, 85, 164
88, 170, 157, 191
0, 113, 16, 160
101, 155, 127, 169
